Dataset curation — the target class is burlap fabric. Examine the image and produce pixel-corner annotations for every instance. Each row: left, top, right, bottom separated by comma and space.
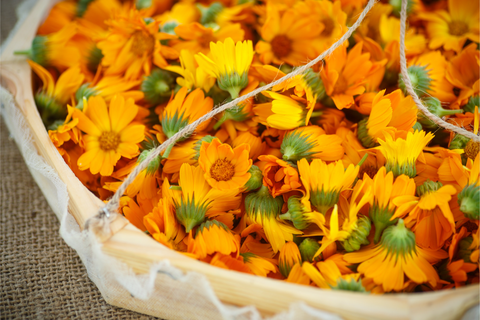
0, 1, 158, 318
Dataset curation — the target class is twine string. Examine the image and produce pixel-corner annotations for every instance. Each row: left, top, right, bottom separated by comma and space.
87, 0, 477, 228
399, 0, 480, 142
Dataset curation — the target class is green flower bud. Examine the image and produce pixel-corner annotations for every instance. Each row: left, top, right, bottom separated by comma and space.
398, 65, 432, 98
412, 122, 423, 132
299, 238, 321, 263
357, 118, 377, 148
450, 133, 470, 150
331, 277, 368, 293
243, 165, 263, 192
174, 197, 209, 233
162, 21, 179, 36
342, 216, 371, 252
34, 92, 66, 127
458, 184, 480, 220
141, 68, 176, 106
197, 2, 224, 25
417, 180, 443, 197
464, 95, 479, 114
370, 205, 397, 244
418, 97, 463, 129
279, 196, 310, 230
458, 236, 474, 263
75, 84, 98, 110
136, 0, 152, 10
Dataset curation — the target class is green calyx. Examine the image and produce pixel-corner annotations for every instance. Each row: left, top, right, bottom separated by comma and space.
342, 216, 371, 252
279, 196, 310, 230
206, 84, 231, 106
437, 260, 452, 283
310, 188, 341, 215
75, 84, 98, 110
398, 65, 432, 98
458, 184, 480, 220
370, 205, 397, 244
192, 135, 215, 161
240, 252, 257, 263
380, 219, 416, 260
137, 148, 161, 175
418, 97, 463, 129
245, 185, 283, 221
464, 95, 479, 114
280, 128, 316, 162
141, 69, 176, 106
175, 196, 210, 233
34, 92, 66, 127
196, 219, 229, 237
299, 238, 321, 263
385, 160, 416, 178
197, 2, 224, 25
458, 236, 474, 263
357, 118, 377, 148
136, 0, 152, 10
77, 0, 95, 17
15, 36, 48, 66
213, 102, 250, 130
243, 165, 263, 192
449, 133, 470, 150
389, 0, 414, 17
218, 72, 249, 99
412, 122, 423, 131
87, 46, 103, 74
331, 277, 368, 293
161, 110, 190, 140
417, 180, 443, 197
161, 21, 180, 35
302, 68, 325, 101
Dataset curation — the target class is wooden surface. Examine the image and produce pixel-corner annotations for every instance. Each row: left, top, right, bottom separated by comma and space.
0, 0, 478, 319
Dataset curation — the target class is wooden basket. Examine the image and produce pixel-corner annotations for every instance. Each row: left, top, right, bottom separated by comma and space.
1, 0, 478, 319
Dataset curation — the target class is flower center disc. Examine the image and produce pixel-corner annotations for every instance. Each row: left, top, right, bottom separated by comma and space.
320, 17, 335, 37
131, 30, 155, 56
448, 21, 469, 36
99, 131, 120, 151
271, 35, 292, 58
465, 140, 480, 160
210, 158, 235, 181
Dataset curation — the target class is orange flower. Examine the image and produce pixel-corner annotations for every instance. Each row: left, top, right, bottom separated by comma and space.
320, 42, 373, 110
187, 220, 240, 259
258, 155, 302, 197
198, 138, 252, 190
72, 96, 145, 176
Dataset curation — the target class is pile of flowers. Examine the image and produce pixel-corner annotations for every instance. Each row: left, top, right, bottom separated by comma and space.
21, 0, 479, 293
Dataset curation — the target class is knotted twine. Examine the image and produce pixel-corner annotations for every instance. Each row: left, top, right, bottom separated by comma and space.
86, 0, 479, 232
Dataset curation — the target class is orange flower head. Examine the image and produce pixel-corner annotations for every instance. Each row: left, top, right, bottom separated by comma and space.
198, 138, 252, 191
188, 220, 239, 259
240, 253, 276, 277
258, 155, 302, 197
72, 95, 145, 176
279, 241, 302, 278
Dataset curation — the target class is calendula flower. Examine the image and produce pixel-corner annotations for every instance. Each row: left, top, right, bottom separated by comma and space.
164, 49, 216, 93
345, 219, 440, 292
279, 195, 325, 231
280, 126, 344, 162
72, 96, 145, 176
29, 61, 84, 125
255, 3, 323, 66
172, 22, 244, 55
438, 259, 478, 288
195, 38, 254, 98
257, 155, 301, 197
254, 91, 314, 130
161, 87, 213, 146
48, 106, 81, 150
173, 163, 241, 232
187, 220, 239, 259
245, 185, 302, 253
97, 10, 178, 79
420, 0, 479, 53
445, 44, 480, 107
16, 23, 80, 70
377, 131, 434, 178
392, 180, 457, 250
240, 253, 277, 277
458, 154, 480, 220
163, 135, 214, 174
232, 131, 266, 161
209, 253, 253, 274
320, 42, 373, 110
286, 263, 310, 285
279, 241, 302, 278
368, 167, 416, 243
298, 158, 359, 214
357, 90, 417, 148
198, 138, 252, 191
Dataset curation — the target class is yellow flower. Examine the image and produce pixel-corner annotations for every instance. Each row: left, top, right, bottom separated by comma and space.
72, 96, 145, 176
164, 49, 216, 93
377, 131, 434, 178
195, 38, 254, 98
198, 138, 252, 191
298, 158, 359, 214
241, 253, 276, 277
187, 220, 239, 259
420, 0, 479, 53
344, 220, 442, 292
279, 241, 302, 278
